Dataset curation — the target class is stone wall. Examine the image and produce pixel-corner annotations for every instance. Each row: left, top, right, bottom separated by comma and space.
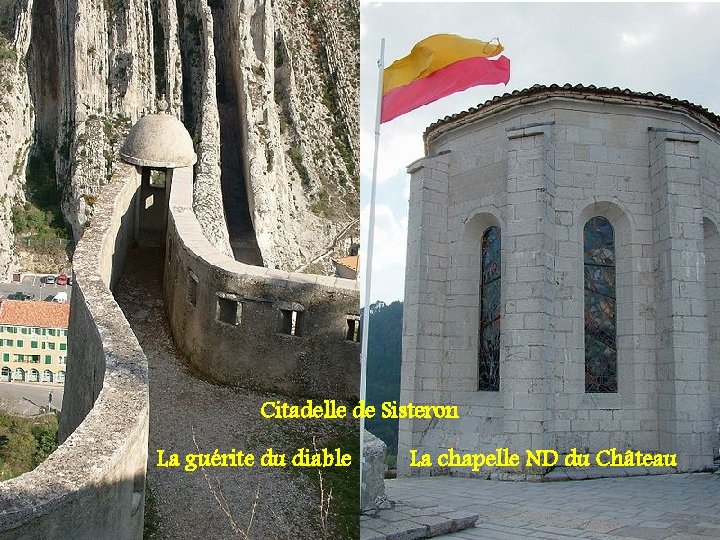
0, 163, 149, 538
164, 166, 360, 398
399, 88, 720, 478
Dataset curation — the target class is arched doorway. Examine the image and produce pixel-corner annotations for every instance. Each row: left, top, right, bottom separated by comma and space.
43, 370, 53, 383
58, 370, 65, 384
29, 369, 39, 382
1, 367, 10, 382
14, 367, 25, 381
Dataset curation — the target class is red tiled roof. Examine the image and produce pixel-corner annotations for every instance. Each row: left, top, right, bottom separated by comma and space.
425, 83, 720, 148
335, 255, 359, 272
0, 300, 69, 329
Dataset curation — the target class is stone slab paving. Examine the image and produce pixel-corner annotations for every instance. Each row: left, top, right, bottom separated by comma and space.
371, 473, 720, 540
361, 497, 478, 540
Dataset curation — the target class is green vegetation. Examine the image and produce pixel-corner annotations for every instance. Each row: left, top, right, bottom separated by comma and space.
252, 63, 265, 78
288, 146, 311, 186
103, 0, 125, 15
321, 80, 356, 181
310, 427, 359, 540
0, 34, 16, 63
274, 77, 292, 134
102, 113, 132, 147
310, 188, 330, 217
12, 150, 71, 246
0, 411, 59, 480
365, 301, 403, 461
302, 0, 357, 183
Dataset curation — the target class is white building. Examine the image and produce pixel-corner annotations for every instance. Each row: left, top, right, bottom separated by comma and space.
0, 300, 69, 385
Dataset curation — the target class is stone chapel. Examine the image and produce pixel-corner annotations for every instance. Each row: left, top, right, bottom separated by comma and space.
399, 84, 720, 478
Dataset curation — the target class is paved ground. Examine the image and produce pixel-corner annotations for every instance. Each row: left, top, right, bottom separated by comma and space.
0, 380, 63, 415
372, 473, 720, 540
0, 273, 72, 302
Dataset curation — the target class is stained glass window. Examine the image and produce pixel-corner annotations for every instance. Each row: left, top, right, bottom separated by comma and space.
479, 226, 501, 391
584, 216, 617, 393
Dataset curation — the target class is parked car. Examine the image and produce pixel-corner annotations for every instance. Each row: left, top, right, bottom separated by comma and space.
23, 294, 35, 301
52, 292, 68, 303
56, 274, 68, 286
67, 275, 73, 286
8, 292, 24, 300
43, 275, 55, 284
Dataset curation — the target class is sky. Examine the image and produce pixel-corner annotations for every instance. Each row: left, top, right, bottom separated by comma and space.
359, 1, 720, 305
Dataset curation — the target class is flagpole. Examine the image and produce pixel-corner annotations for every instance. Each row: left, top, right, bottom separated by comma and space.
360, 37, 384, 509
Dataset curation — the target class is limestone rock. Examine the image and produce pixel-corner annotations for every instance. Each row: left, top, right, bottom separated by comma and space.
0, 0, 358, 275
0, 0, 34, 276
362, 429, 389, 512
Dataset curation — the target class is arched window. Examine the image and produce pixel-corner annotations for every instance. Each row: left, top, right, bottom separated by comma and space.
584, 216, 617, 393
479, 226, 501, 391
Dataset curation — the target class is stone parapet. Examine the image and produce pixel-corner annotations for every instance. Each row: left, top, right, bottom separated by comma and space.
164, 166, 360, 398
0, 163, 149, 539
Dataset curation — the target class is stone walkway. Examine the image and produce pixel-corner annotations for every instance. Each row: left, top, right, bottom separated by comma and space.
364, 473, 720, 540
116, 247, 358, 539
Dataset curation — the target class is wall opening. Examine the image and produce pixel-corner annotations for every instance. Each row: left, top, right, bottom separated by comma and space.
187, 271, 198, 306
138, 168, 168, 246
478, 226, 501, 391
150, 169, 167, 188
279, 310, 303, 336
583, 216, 617, 393
216, 296, 242, 326
346, 315, 360, 342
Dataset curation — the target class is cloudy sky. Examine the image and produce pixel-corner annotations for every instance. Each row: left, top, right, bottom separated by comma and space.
359, 1, 720, 305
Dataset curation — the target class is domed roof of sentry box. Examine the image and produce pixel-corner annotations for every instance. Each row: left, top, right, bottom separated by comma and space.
120, 98, 197, 168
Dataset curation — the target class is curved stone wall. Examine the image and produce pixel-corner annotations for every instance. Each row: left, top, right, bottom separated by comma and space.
164, 166, 360, 399
0, 164, 149, 539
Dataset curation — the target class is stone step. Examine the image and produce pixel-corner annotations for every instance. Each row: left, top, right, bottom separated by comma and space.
361, 501, 478, 540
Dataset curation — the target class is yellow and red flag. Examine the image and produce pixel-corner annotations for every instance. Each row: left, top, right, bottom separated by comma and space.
381, 34, 510, 123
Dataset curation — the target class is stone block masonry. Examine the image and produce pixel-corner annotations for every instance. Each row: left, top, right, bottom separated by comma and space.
165, 167, 360, 399
0, 164, 148, 538
400, 85, 720, 479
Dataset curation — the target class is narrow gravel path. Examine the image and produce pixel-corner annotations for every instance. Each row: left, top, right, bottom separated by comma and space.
115, 247, 358, 539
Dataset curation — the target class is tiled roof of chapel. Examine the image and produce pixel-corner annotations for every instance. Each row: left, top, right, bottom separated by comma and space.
424, 83, 720, 147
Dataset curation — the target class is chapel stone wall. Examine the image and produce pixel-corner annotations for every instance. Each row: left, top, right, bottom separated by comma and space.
399, 87, 720, 478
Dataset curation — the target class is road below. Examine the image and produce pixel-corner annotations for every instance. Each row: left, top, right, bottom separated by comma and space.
0, 380, 63, 415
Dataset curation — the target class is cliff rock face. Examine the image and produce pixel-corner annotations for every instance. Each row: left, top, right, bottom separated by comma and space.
0, 0, 359, 275
0, 0, 34, 275
235, 0, 360, 271
178, 0, 233, 258
57, 0, 156, 237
